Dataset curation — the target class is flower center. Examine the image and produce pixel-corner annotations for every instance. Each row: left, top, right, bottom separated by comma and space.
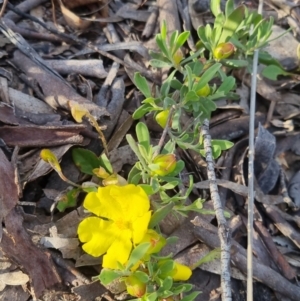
115, 219, 131, 230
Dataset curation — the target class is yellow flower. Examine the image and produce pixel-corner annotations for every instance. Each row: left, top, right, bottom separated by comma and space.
172, 262, 192, 281
77, 185, 152, 269
158, 260, 192, 281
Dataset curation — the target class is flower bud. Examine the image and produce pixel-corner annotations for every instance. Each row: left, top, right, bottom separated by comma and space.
213, 42, 235, 60
172, 49, 184, 66
157, 260, 192, 281
155, 110, 170, 128
194, 77, 210, 97
172, 262, 192, 281
125, 275, 146, 297
152, 154, 176, 176
140, 230, 166, 256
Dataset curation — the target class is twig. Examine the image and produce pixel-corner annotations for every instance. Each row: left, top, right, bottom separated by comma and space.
0, 0, 8, 18
201, 119, 232, 301
247, 0, 264, 300
153, 91, 180, 157
153, 106, 175, 158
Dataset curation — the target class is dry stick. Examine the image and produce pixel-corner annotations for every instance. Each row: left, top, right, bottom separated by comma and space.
247, 0, 264, 300
4, 3, 159, 85
201, 119, 232, 301
0, 0, 8, 18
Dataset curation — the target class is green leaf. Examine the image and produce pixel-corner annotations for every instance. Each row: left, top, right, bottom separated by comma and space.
173, 31, 190, 55
126, 243, 151, 270
261, 65, 290, 80
132, 271, 149, 283
170, 79, 183, 90
56, 188, 80, 212
258, 51, 282, 67
216, 76, 235, 94
128, 165, 142, 185
212, 144, 222, 158
194, 63, 222, 91
212, 139, 234, 150
161, 70, 176, 97
180, 291, 202, 301
150, 59, 172, 68
134, 73, 151, 98
149, 202, 174, 228
162, 140, 176, 154
136, 122, 151, 154
99, 269, 121, 285
162, 181, 179, 190
155, 35, 170, 59
133, 103, 152, 120
219, 5, 246, 43
72, 148, 101, 175
126, 135, 145, 165
169, 30, 179, 53
225, 0, 235, 17
161, 20, 167, 40
139, 184, 156, 195
192, 248, 221, 268
99, 153, 113, 174
185, 90, 199, 102
210, 0, 222, 17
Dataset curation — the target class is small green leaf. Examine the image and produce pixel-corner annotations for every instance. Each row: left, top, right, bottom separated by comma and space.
99, 153, 113, 174
150, 59, 172, 68
156, 35, 170, 59
161, 70, 176, 97
132, 271, 149, 283
192, 248, 221, 268
133, 103, 152, 119
161, 20, 167, 40
149, 202, 174, 228
210, 0, 222, 17
72, 148, 101, 175
225, 0, 235, 17
219, 5, 246, 43
262, 65, 290, 80
56, 188, 80, 212
99, 269, 121, 285
134, 73, 151, 98
194, 63, 222, 91
212, 144, 222, 158
212, 139, 234, 150
180, 291, 202, 301
136, 122, 151, 154
139, 184, 156, 195
216, 76, 236, 94
126, 243, 151, 270
173, 31, 190, 55
128, 165, 142, 185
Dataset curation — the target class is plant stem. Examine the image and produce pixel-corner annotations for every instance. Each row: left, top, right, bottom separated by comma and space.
201, 119, 232, 301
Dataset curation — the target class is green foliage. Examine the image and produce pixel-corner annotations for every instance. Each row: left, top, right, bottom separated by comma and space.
56, 188, 80, 212
72, 148, 102, 175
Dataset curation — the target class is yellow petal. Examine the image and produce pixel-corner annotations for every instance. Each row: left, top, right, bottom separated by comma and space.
109, 185, 150, 219
172, 262, 192, 281
84, 187, 120, 220
77, 217, 117, 257
102, 230, 132, 269
132, 211, 152, 244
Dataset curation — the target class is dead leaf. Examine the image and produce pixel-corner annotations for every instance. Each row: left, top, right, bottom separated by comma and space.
59, 0, 91, 30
